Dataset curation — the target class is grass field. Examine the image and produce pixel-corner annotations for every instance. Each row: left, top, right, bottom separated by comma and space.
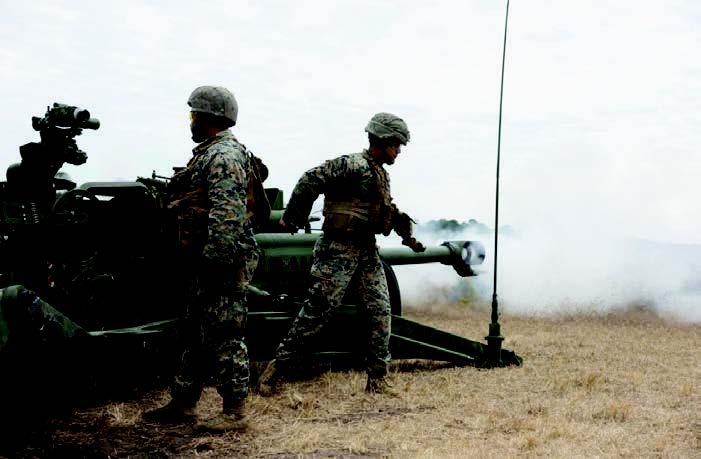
5, 302, 699, 458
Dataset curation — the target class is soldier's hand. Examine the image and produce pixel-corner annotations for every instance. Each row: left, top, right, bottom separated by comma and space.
279, 218, 298, 234
402, 237, 426, 253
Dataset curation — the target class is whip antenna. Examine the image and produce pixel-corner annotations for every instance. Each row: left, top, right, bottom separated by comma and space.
485, 0, 510, 367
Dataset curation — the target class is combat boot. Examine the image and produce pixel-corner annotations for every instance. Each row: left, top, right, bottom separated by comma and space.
142, 400, 197, 423
365, 375, 398, 397
197, 399, 248, 433
257, 359, 283, 397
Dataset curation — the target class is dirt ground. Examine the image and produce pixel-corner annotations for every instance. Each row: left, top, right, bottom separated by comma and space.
1, 303, 699, 458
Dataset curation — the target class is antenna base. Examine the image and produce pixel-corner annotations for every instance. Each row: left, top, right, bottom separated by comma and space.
484, 322, 505, 367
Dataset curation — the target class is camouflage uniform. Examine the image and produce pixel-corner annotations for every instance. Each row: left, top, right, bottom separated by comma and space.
276, 150, 404, 377
167, 130, 259, 406
0, 285, 87, 354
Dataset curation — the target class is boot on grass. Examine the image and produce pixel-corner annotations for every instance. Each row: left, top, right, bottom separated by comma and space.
197, 399, 248, 433
257, 359, 283, 397
142, 400, 197, 423
365, 375, 398, 397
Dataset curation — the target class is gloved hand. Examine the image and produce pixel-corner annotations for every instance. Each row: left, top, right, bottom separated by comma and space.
402, 236, 426, 253
279, 218, 299, 234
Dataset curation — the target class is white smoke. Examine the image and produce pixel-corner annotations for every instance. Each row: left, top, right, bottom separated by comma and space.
385, 223, 701, 323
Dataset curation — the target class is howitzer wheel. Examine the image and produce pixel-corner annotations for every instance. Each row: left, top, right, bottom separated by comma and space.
344, 260, 401, 316
51, 188, 99, 225
382, 260, 401, 316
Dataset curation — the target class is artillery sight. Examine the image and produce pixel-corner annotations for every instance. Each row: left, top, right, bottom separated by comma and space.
32, 103, 100, 131
6, 103, 100, 210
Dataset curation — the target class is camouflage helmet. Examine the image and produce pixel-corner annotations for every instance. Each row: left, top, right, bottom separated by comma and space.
364, 112, 410, 145
188, 86, 238, 125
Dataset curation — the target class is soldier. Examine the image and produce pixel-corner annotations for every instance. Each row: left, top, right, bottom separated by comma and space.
142, 86, 259, 432
257, 112, 425, 397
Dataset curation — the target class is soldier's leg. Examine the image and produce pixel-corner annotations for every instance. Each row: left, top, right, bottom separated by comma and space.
203, 283, 249, 400
144, 276, 203, 422
356, 250, 391, 379
274, 239, 358, 363
205, 251, 259, 405
194, 284, 251, 432
196, 253, 260, 432
259, 239, 359, 396
170, 275, 206, 407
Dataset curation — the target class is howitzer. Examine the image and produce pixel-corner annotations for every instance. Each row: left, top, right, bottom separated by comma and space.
0, 104, 521, 415
253, 232, 485, 314
0, 103, 101, 292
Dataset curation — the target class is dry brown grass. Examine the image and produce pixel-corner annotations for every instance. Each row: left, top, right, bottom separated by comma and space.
12, 303, 701, 458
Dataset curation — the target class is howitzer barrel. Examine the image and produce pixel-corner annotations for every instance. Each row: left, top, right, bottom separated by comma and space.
256, 232, 319, 248
254, 233, 485, 277
265, 210, 319, 231
380, 246, 454, 264
381, 241, 485, 277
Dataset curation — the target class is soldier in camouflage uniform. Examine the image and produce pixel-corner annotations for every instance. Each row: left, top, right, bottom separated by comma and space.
143, 86, 259, 432
258, 112, 425, 397
0, 285, 88, 354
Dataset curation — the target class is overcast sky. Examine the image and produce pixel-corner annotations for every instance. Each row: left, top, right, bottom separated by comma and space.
1, 1, 699, 318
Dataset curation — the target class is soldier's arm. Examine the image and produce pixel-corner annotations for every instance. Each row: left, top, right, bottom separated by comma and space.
282, 156, 350, 229
389, 204, 426, 253
202, 147, 248, 263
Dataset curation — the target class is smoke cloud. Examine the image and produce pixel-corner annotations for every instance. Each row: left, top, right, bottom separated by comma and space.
387, 223, 701, 324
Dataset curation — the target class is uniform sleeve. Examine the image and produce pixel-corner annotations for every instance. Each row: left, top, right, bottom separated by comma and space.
374, 165, 403, 235
202, 145, 248, 263
389, 202, 418, 240
379, 166, 401, 221
388, 203, 401, 222
282, 156, 351, 228
378, 168, 416, 240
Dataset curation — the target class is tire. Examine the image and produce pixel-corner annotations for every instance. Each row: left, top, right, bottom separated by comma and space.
382, 260, 402, 316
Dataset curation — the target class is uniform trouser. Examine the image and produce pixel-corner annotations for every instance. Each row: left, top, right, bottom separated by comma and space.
171, 251, 258, 408
274, 237, 392, 377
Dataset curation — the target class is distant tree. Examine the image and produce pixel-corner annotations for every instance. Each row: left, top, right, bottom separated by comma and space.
421, 218, 492, 235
